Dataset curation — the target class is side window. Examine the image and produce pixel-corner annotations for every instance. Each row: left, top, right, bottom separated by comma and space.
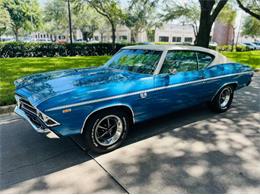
197, 52, 214, 69
160, 51, 198, 74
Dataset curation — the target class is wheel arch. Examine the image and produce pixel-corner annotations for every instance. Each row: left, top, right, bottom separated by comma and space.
80, 104, 135, 134
211, 82, 238, 102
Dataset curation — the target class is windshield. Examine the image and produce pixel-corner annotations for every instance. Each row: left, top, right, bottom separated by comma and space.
104, 49, 162, 74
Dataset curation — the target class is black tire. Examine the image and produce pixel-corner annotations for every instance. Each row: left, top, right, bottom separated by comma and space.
84, 109, 130, 153
210, 85, 234, 113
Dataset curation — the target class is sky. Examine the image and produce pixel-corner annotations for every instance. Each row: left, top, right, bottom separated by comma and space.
39, 0, 47, 6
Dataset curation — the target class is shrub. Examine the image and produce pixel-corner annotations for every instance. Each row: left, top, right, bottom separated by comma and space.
208, 45, 217, 50
217, 45, 233, 52
235, 45, 250, 52
0, 42, 133, 58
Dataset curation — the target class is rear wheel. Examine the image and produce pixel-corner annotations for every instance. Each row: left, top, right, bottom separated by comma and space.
84, 109, 130, 153
210, 85, 234, 113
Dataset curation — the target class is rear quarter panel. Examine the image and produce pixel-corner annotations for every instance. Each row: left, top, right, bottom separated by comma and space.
203, 63, 253, 101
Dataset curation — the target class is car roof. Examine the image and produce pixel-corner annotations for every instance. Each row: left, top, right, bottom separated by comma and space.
124, 44, 215, 54
123, 44, 230, 66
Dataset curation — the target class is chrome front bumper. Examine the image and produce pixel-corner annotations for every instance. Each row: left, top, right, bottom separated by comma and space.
15, 106, 50, 133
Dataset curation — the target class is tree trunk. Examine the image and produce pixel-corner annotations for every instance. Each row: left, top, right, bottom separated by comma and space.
101, 32, 104, 42
14, 27, 19, 41
111, 22, 116, 48
231, 27, 235, 51
196, 8, 213, 48
130, 29, 135, 43
196, 0, 228, 48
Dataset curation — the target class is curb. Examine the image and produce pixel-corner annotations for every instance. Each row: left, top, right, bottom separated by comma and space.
0, 104, 16, 115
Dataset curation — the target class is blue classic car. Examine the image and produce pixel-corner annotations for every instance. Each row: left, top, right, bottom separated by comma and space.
14, 45, 254, 153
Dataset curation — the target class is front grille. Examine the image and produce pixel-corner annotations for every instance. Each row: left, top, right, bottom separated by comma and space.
16, 95, 59, 127
20, 99, 37, 116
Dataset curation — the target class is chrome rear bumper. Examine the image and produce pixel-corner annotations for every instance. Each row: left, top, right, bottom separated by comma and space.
15, 106, 50, 133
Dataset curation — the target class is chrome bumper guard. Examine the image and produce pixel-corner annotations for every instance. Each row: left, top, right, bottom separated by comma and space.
15, 106, 50, 133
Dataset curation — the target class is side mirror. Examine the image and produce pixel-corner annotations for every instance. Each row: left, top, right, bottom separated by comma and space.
169, 68, 177, 75
155, 73, 170, 86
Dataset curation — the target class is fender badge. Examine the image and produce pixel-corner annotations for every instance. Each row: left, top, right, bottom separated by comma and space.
140, 92, 147, 99
62, 109, 72, 113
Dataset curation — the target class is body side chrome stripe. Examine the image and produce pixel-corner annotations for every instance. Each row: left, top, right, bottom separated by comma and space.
46, 71, 253, 112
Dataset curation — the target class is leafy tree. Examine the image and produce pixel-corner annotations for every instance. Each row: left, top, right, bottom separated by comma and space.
163, 0, 228, 47
125, 0, 160, 43
0, 5, 10, 37
163, 1, 200, 43
242, 16, 260, 38
2, 0, 41, 41
96, 18, 110, 42
43, 0, 68, 41
85, 0, 125, 47
236, 0, 260, 20
216, 3, 237, 49
73, 5, 102, 41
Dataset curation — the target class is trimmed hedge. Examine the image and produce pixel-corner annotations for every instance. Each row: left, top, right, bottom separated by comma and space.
0, 42, 132, 58
0, 42, 253, 58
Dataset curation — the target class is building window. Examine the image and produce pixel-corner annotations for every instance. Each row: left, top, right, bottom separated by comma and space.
119, 36, 127, 41
184, 37, 193, 43
159, 36, 169, 42
172, 37, 181, 42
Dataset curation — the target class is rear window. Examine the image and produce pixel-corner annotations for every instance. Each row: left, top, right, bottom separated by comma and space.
197, 52, 214, 69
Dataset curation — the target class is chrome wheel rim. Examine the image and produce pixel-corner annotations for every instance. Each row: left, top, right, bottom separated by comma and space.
94, 115, 123, 146
219, 87, 231, 108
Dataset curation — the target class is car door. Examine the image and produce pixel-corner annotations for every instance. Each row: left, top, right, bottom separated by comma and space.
196, 51, 223, 100
153, 50, 206, 114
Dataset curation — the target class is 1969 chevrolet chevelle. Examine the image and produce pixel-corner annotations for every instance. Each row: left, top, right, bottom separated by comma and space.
14, 45, 254, 153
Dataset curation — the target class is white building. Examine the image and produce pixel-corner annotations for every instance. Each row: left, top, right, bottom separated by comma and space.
93, 25, 147, 43
31, 32, 66, 42
155, 23, 195, 44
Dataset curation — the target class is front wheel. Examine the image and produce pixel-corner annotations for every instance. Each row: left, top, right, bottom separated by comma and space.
210, 85, 234, 113
84, 109, 130, 153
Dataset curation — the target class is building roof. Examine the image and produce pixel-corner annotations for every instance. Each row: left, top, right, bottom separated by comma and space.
123, 44, 230, 66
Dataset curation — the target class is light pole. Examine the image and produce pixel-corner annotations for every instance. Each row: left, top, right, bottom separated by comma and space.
30, 0, 34, 41
67, 0, 73, 44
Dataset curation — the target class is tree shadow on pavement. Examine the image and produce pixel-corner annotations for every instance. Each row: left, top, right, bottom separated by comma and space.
1, 75, 259, 193
90, 75, 260, 193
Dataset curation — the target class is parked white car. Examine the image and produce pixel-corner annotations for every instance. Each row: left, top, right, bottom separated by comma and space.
242, 42, 260, 50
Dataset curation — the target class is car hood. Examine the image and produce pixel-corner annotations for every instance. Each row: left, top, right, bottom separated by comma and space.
15, 67, 150, 108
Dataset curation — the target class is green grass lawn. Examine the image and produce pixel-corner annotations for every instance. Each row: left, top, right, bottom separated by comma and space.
222, 51, 260, 69
0, 51, 259, 106
0, 56, 111, 106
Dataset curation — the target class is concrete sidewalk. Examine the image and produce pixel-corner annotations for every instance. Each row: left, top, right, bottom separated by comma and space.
0, 74, 259, 193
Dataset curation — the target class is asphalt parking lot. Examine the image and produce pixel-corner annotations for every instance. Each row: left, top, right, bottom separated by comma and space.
0, 73, 259, 193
